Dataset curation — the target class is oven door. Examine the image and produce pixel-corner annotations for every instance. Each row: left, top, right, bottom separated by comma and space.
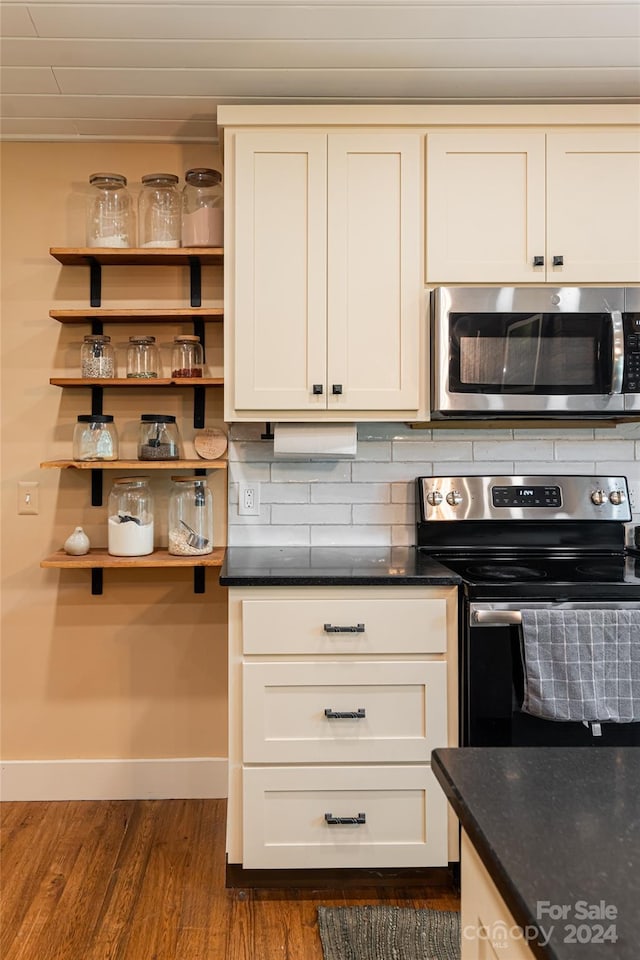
432, 286, 626, 416
464, 600, 640, 747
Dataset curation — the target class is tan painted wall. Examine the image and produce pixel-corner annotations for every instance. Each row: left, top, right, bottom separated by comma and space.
0, 142, 228, 762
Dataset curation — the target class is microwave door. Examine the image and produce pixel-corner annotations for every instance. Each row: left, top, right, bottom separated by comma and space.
503, 314, 543, 391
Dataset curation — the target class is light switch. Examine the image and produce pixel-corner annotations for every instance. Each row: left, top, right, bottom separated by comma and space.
18, 481, 39, 515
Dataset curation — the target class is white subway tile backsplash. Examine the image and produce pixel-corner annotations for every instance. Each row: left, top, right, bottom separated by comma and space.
351, 460, 433, 482
473, 440, 554, 460
353, 503, 415, 525
311, 483, 389, 503
395, 440, 473, 462
271, 461, 352, 483
272, 503, 351, 525
227, 422, 640, 546
310, 525, 391, 546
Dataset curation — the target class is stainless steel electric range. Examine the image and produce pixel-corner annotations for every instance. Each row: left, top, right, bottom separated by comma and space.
416, 475, 640, 747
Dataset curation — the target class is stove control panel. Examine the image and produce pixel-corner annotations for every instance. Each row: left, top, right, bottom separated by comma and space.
417, 475, 632, 522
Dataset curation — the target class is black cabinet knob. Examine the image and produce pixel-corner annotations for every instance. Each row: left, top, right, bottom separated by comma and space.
332, 384, 343, 395
553, 255, 564, 266
312, 384, 323, 395
533, 255, 545, 267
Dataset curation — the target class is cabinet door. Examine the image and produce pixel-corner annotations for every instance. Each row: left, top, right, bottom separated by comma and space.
233, 132, 328, 410
426, 132, 546, 283
547, 132, 640, 283
327, 134, 421, 410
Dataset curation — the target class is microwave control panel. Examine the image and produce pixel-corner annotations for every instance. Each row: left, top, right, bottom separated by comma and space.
624, 314, 640, 392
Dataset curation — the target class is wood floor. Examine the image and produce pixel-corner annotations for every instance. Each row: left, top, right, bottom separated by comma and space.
1, 799, 459, 960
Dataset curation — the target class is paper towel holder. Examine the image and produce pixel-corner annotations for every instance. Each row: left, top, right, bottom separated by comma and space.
261, 422, 275, 440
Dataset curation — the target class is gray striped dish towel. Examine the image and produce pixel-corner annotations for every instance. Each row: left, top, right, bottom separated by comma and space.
520, 609, 640, 723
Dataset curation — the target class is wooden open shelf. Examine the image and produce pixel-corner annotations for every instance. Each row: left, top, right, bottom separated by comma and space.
50, 307, 223, 324
50, 247, 224, 266
49, 377, 224, 388
40, 459, 227, 471
41, 547, 225, 569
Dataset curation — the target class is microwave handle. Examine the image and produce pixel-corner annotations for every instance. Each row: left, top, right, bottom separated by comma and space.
610, 310, 624, 395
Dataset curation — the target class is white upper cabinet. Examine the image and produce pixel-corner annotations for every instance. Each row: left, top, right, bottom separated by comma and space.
426, 129, 640, 284
227, 130, 423, 420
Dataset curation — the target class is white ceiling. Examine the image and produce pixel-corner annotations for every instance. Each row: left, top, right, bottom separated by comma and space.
1, 0, 639, 142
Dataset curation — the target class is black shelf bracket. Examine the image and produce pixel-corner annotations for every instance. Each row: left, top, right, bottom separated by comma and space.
193, 567, 206, 593
91, 468, 104, 507
193, 385, 206, 429
91, 568, 104, 595
91, 386, 104, 416
261, 421, 275, 440
89, 257, 102, 307
189, 257, 202, 307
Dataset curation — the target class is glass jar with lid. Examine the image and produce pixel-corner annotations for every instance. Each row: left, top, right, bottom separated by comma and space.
138, 414, 180, 460
107, 477, 154, 556
168, 476, 213, 556
73, 414, 119, 461
86, 172, 134, 248
81, 334, 116, 378
172, 335, 203, 378
138, 173, 181, 247
126, 335, 160, 379
181, 168, 223, 247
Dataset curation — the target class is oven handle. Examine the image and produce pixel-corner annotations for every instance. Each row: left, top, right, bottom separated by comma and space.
609, 309, 624, 396
471, 609, 522, 626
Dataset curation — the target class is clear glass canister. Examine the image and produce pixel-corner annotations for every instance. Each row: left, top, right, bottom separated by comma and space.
81, 334, 116, 378
168, 476, 213, 556
127, 335, 160, 379
108, 477, 154, 556
171, 335, 203, 378
181, 168, 223, 247
86, 172, 134, 248
138, 173, 181, 247
138, 414, 180, 460
73, 414, 119, 461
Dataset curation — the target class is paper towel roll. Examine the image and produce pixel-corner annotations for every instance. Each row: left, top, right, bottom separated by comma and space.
273, 423, 357, 460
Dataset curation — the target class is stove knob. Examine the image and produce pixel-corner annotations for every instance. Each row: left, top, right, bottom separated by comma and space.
426, 490, 443, 506
609, 489, 626, 505
446, 490, 464, 507
591, 489, 608, 506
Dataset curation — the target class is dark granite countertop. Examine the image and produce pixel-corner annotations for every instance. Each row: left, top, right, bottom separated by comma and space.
432, 747, 640, 960
219, 545, 462, 586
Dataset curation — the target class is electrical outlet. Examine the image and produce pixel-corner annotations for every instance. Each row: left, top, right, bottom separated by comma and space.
238, 481, 260, 516
18, 480, 39, 515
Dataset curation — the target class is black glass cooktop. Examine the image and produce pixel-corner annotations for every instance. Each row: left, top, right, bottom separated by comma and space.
430, 552, 640, 600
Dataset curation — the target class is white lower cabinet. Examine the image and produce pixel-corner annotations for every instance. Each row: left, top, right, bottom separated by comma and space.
227, 585, 459, 871
461, 831, 536, 959
243, 764, 448, 869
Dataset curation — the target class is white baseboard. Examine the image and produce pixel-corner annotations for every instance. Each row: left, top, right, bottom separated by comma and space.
0, 757, 228, 801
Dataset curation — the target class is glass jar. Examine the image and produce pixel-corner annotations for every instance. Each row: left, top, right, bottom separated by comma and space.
81, 334, 116, 378
86, 172, 134, 248
172, 335, 203, 378
181, 168, 223, 247
126, 335, 160, 379
138, 414, 180, 460
138, 173, 181, 247
168, 476, 213, 556
107, 477, 154, 556
73, 414, 119, 461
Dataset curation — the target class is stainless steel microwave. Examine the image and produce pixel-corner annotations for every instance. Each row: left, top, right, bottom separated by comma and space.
431, 286, 640, 418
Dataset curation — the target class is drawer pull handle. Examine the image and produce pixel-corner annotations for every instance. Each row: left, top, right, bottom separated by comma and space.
324, 708, 366, 720
323, 623, 365, 634
324, 812, 366, 825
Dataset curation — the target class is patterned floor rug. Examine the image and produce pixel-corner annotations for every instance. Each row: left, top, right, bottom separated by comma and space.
317, 905, 461, 960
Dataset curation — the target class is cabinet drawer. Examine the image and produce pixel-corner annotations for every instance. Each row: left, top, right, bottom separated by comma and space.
243, 660, 447, 763
242, 597, 448, 654
242, 765, 448, 869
